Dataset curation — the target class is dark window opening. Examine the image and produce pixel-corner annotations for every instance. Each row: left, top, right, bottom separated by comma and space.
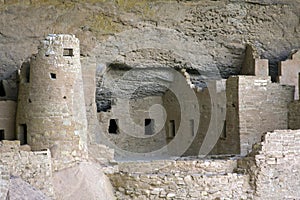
0, 80, 6, 97
168, 120, 176, 138
28, 99, 32, 103
50, 73, 56, 79
190, 119, 195, 137
0, 130, 4, 141
108, 119, 118, 134
220, 121, 226, 140
19, 124, 28, 145
26, 67, 30, 83
21, 62, 30, 83
63, 96, 67, 99
145, 119, 155, 135
63, 48, 74, 56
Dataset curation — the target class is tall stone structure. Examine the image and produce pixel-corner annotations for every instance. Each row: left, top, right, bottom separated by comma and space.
16, 34, 88, 170
226, 76, 294, 156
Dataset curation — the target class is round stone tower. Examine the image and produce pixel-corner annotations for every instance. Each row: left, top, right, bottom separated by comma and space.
16, 34, 88, 170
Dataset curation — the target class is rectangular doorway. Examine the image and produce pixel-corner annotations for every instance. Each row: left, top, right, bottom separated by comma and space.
108, 119, 118, 134
19, 124, 27, 145
145, 119, 155, 135
0, 130, 4, 141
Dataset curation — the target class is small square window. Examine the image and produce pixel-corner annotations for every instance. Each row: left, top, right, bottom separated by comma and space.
50, 73, 56, 79
63, 48, 74, 56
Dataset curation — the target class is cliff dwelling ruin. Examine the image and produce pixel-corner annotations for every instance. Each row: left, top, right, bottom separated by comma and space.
0, 0, 300, 199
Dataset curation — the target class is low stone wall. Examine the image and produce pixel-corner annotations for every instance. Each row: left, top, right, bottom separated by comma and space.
109, 158, 252, 199
109, 129, 300, 199
239, 129, 300, 199
0, 140, 53, 198
109, 171, 252, 200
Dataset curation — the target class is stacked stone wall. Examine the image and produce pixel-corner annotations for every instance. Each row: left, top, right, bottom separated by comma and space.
227, 76, 294, 156
0, 100, 16, 140
288, 100, 300, 129
0, 160, 9, 200
118, 158, 238, 175
238, 130, 300, 199
109, 158, 252, 200
16, 34, 88, 171
0, 140, 53, 198
99, 96, 167, 159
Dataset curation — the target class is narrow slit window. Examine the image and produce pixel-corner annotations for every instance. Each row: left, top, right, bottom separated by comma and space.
145, 119, 154, 135
220, 120, 226, 140
168, 120, 176, 138
0, 130, 4, 141
25, 66, 30, 83
108, 119, 118, 134
63, 48, 74, 56
50, 73, 56, 79
0, 80, 6, 97
21, 62, 30, 83
19, 124, 28, 145
190, 119, 195, 137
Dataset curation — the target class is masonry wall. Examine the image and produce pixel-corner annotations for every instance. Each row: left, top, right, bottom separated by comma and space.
288, 100, 300, 129
278, 50, 300, 100
162, 71, 201, 157
81, 56, 98, 144
238, 130, 300, 199
0, 100, 16, 140
99, 96, 167, 158
0, 160, 9, 200
288, 74, 300, 129
227, 76, 294, 156
109, 130, 300, 200
0, 140, 53, 198
109, 158, 252, 200
16, 34, 88, 171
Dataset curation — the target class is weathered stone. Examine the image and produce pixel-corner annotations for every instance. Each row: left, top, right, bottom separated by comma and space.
16, 34, 88, 171
278, 50, 300, 100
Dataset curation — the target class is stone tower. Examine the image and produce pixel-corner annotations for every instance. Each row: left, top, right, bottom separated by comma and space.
16, 34, 88, 170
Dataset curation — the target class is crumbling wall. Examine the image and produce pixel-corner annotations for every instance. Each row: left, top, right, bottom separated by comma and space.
109, 158, 252, 200
181, 79, 230, 156
227, 76, 294, 156
238, 130, 300, 199
0, 140, 53, 198
0, 100, 16, 140
241, 44, 269, 77
0, 160, 9, 200
161, 70, 202, 157
278, 50, 300, 100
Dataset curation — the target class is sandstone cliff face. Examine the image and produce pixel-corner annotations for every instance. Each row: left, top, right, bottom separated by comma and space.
0, 0, 299, 83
